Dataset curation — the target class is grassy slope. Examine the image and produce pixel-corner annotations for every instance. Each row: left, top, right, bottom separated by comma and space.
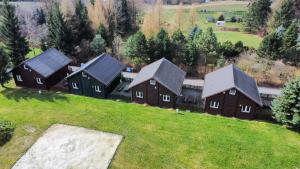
1, 83, 300, 169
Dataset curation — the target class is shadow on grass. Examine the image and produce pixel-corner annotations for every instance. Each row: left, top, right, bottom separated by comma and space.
1, 87, 69, 102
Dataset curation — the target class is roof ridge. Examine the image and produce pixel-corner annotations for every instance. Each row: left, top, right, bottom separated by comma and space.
82, 53, 105, 70
24, 48, 54, 64
153, 58, 167, 78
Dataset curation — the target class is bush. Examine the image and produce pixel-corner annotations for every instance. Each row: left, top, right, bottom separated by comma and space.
230, 16, 237, 22
0, 120, 15, 145
218, 14, 225, 21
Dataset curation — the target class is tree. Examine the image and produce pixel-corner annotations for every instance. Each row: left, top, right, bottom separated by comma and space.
0, 49, 10, 87
188, 25, 202, 40
271, 0, 295, 29
0, 0, 30, 66
74, 0, 93, 42
153, 28, 172, 62
196, 27, 219, 64
272, 77, 300, 130
124, 31, 148, 65
218, 14, 225, 21
220, 41, 237, 58
97, 23, 108, 45
33, 8, 46, 25
171, 29, 186, 64
146, 36, 156, 63
114, 0, 131, 36
184, 39, 198, 74
47, 2, 73, 54
244, 0, 272, 32
257, 31, 282, 60
282, 20, 299, 52
90, 34, 106, 56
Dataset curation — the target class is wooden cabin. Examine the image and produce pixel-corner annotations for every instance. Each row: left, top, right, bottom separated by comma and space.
128, 58, 186, 108
202, 64, 263, 119
12, 48, 71, 90
66, 54, 125, 98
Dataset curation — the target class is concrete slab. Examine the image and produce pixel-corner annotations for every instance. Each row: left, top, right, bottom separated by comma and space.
12, 124, 123, 169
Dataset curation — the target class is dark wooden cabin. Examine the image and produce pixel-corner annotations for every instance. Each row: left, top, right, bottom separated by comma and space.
66, 54, 125, 98
128, 58, 186, 108
202, 64, 263, 119
12, 48, 71, 90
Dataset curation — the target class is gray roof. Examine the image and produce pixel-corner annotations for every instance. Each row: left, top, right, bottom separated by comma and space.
202, 64, 262, 106
128, 58, 186, 95
24, 48, 71, 78
66, 54, 125, 86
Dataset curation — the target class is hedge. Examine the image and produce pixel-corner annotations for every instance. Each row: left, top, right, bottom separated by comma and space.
0, 120, 15, 146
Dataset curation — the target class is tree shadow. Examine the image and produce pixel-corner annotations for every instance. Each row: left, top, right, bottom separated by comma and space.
1, 87, 69, 102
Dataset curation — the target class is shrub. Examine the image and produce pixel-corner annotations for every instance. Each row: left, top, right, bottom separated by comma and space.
230, 16, 237, 22
0, 120, 15, 145
218, 14, 225, 21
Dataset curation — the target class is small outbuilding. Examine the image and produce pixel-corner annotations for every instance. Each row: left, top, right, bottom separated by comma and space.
66, 54, 125, 98
202, 64, 262, 119
128, 58, 186, 108
12, 48, 71, 90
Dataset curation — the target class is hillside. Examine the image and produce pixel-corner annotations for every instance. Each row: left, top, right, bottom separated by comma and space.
1, 83, 300, 169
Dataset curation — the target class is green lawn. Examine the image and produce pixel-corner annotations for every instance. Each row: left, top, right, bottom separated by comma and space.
26, 48, 42, 59
1, 83, 300, 169
215, 31, 262, 48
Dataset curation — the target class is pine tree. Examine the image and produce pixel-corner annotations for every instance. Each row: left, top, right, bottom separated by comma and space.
257, 31, 282, 60
184, 39, 198, 74
0, 0, 30, 66
171, 29, 187, 64
114, 0, 130, 36
153, 28, 172, 61
47, 2, 73, 54
124, 31, 148, 65
0, 48, 11, 87
244, 0, 272, 32
74, 0, 93, 42
272, 77, 300, 130
90, 34, 106, 56
272, 0, 295, 29
33, 8, 46, 25
282, 20, 299, 51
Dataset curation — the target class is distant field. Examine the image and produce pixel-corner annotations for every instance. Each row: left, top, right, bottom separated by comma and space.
215, 31, 262, 48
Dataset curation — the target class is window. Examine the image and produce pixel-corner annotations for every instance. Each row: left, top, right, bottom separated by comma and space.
82, 72, 87, 77
136, 91, 143, 98
95, 86, 101, 93
23, 65, 28, 70
162, 95, 171, 102
36, 78, 43, 84
210, 101, 219, 109
72, 83, 79, 89
150, 79, 156, 85
241, 105, 251, 113
16, 75, 23, 82
229, 89, 236, 95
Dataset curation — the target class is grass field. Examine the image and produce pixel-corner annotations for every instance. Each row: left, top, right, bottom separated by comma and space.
215, 31, 262, 48
1, 82, 300, 169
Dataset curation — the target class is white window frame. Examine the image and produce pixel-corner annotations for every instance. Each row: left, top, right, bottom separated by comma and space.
162, 95, 171, 102
36, 78, 43, 84
95, 85, 101, 93
136, 91, 143, 98
16, 75, 23, 82
23, 65, 28, 70
82, 71, 87, 78
210, 101, 219, 109
150, 79, 156, 85
229, 89, 236, 95
72, 82, 79, 89
241, 105, 251, 113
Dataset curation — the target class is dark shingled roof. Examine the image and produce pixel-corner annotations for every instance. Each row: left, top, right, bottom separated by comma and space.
202, 64, 262, 106
66, 54, 125, 86
128, 58, 186, 96
24, 48, 71, 78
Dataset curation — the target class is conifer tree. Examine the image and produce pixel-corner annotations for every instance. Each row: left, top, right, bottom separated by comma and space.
47, 2, 73, 54
282, 20, 299, 51
272, 0, 295, 29
114, 0, 130, 36
257, 31, 282, 60
90, 34, 106, 56
153, 28, 172, 61
0, 48, 10, 87
171, 29, 187, 64
184, 39, 198, 74
272, 77, 300, 130
0, 0, 30, 66
124, 31, 148, 65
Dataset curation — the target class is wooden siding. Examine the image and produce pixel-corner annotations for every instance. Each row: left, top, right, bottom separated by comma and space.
67, 71, 121, 99
204, 89, 258, 119
12, 64, 68, 90
131, 79, 176, 108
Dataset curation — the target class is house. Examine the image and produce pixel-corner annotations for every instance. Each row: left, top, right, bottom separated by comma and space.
201, 64, 262, 119
128, 58, 186, 108
66, 54, 125, 98
12, 48, 71, 90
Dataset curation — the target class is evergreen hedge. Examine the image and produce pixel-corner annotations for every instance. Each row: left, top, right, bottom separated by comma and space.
0, 120, 15, 145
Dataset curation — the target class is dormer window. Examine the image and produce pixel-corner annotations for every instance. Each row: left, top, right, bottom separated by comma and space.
229, 89, 236, 95
150, 79, 156, 85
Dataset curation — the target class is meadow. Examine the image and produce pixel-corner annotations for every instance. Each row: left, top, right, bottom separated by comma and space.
0, 82, 300, 169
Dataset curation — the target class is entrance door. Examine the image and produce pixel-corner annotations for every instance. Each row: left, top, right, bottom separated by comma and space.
81, 72, 92, 97
147, 79, 159, 106
221, 90, 238, 117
